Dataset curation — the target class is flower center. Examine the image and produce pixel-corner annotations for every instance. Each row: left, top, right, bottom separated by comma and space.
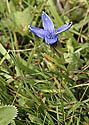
46, 32, 55, 39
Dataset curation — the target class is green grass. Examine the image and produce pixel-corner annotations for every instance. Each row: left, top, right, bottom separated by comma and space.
0, 0, 89, 124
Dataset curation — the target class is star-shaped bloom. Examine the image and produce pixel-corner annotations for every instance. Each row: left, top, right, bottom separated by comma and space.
28, 12, 73, 45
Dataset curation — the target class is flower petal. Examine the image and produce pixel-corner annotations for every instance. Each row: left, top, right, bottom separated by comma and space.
45, 36, 58, 45
56, 22, 73, 34
42, 12, 54, 32
28, 25, 45, 38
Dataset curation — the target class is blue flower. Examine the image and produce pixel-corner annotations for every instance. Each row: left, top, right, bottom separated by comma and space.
28, 12, 73, 45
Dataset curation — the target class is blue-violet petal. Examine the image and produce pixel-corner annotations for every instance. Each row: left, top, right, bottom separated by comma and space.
56, 22, 73, 34
42, 12, 54, 32
28, 25, 45, 38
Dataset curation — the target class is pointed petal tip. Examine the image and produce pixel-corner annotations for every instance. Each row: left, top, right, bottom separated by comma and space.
28, 25, 31, 29
28, 25, 33, 30
42, 11, 46, 15
71, 21, 73, 23
69, 22, 73, 25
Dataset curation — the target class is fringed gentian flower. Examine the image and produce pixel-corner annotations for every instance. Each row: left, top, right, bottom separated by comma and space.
28, 12, 73, 46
